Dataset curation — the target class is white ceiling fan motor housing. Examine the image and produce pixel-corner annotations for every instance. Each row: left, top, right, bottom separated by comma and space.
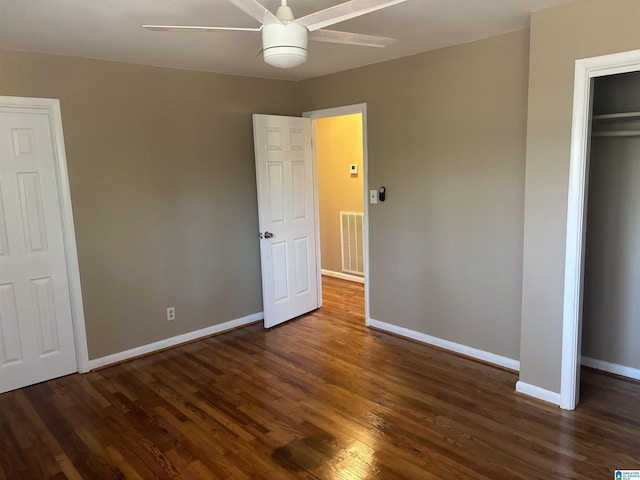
262, 22, 308, 68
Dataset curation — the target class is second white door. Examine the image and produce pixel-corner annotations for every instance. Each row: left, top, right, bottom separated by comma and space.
0, 103, 78, 393
253, 114, 319, 328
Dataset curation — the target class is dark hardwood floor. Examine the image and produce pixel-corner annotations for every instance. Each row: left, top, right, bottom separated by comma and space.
1, 276, 639, 479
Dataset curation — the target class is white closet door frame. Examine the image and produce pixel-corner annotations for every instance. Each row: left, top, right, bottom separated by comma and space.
0, 96, 89, 373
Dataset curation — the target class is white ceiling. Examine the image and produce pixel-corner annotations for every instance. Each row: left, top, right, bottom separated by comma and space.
0, 0, 571, 81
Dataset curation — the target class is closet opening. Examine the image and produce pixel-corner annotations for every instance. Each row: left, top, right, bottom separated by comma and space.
581, 71, 640, 387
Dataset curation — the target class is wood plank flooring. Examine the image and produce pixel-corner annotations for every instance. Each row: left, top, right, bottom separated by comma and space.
1, 276, 639, 479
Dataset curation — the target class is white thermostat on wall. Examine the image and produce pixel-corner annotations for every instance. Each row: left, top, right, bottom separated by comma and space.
350, 164, 358, 175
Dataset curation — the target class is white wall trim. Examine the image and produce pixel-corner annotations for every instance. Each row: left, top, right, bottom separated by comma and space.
88, 312, 262, 370
0, 96, 91, 374
302, 104, 371, 326
582, 356, 640, 382
321, 269, 364, 284
561, 49, 640, 410
368, 318, 520, 371
515, 381, 561, 406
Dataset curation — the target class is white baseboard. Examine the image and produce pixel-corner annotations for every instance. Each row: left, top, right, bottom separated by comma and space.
321, 269, 364, 284
367, 318, 520, 371
582, 356, 640, 381
515, 381, 561, 406
88, 312, 263, 370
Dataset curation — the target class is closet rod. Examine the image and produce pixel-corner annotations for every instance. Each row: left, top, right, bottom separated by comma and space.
592, 112, 640, 121
592, 130, 640, 137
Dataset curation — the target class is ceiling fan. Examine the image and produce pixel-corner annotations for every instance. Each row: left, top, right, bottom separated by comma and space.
143, 0, 407, 69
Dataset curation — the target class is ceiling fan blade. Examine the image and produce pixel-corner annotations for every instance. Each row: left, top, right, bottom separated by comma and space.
143, 25, 261, 32
309, 29, 396, 47
226, 0, 280, 25
294, 0, 406, 32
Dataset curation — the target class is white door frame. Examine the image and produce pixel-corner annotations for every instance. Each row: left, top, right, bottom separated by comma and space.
302, 104, 370, 324
561, 49, 640, 410
0, 96, 89, 374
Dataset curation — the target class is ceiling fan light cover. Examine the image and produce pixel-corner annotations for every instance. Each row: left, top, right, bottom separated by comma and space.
262, 22, 308, 68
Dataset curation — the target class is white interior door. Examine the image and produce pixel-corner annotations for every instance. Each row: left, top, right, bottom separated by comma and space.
253, 114, 319, 328
0, 107, 78, 393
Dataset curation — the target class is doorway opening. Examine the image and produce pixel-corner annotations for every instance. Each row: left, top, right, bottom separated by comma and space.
561, 49, 640, 410
304, 104, 370, 324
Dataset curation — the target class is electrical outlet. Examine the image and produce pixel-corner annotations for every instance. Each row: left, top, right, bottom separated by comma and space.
167, 306, 175, 321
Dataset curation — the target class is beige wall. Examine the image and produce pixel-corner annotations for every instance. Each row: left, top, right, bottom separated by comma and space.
519, 0, 640, 393
315, 114, 364, 274
0, 49, 298, 359
300, 30, 529, 361
7, 0, 634, 384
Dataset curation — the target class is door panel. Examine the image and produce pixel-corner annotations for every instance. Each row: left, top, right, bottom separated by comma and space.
294, 237, 310, 294
19, 173, 50, 252
0, 283, 23, 364
253, 114, 319, 328
291, 161, 307, 219
268, 163, 285, 223
0, 110, 78, 393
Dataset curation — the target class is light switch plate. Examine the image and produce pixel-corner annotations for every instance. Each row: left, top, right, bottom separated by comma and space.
369, 189, 378, 204
350, 164, 358, 175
